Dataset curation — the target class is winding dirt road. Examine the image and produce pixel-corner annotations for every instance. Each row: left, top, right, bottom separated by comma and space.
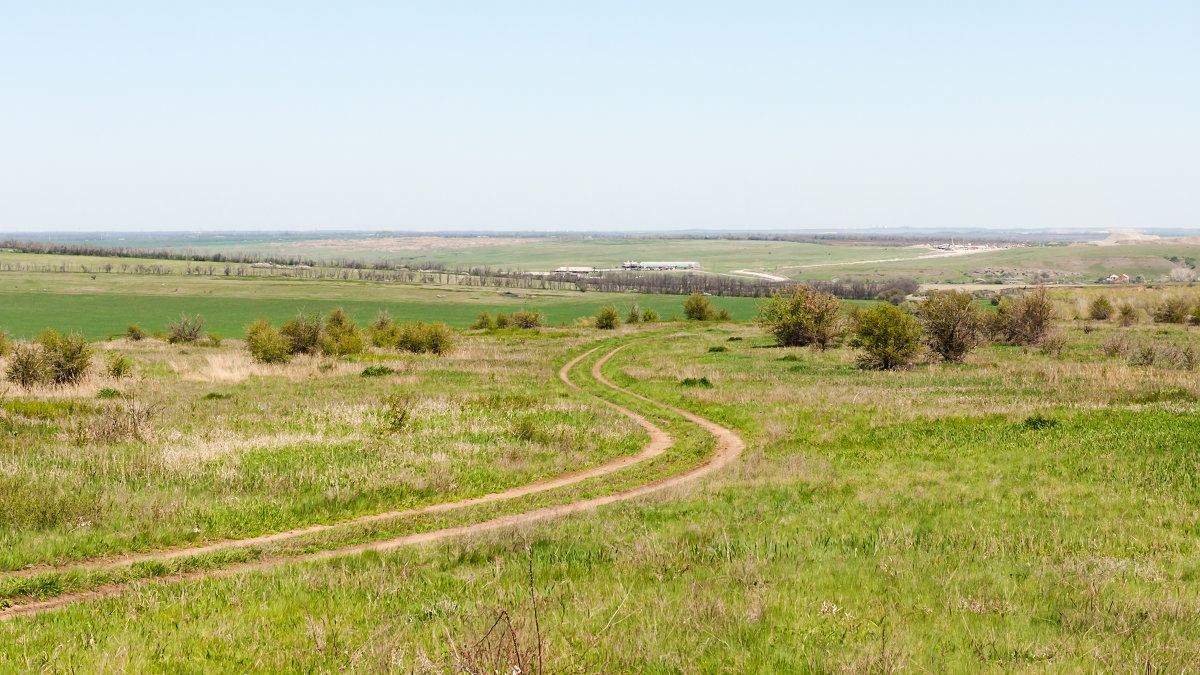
0, 341, 743, 621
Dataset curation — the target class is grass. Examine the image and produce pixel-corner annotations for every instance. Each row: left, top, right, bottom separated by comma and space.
5, 283, 1200, 670
0, 263, 763, 338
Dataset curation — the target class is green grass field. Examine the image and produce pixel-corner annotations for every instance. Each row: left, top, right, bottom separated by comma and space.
0, 266, 763, 339
3, 277, 1200, 670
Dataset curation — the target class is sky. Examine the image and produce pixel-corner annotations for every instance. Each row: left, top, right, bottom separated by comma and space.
1, 1, 1197, 233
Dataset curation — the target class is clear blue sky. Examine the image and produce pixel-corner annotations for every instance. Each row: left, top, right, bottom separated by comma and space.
2, 1, 1196, 232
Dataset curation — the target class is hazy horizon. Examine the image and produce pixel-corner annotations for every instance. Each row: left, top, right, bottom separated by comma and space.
3, 2, 1197, 233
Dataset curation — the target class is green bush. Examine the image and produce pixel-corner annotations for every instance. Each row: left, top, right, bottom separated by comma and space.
6, 343, 49, 388
850, 304, 922, 370
0, 330, 10, 357
37, 329, 93, 385
105, 352, 133, 379
396, 322, 456, 355
469, 311, 496, 330
917, 290, 984, 363
626, 304, 641, 324
992, 287, 1053, 346
280, 312, 324, 354
1088, 296, 1114, 321
367, 311, 401, 348
680, 377, 713, 388
245, 319, 293, 363
494, 312, 511, 329
166, 314, 205, 344
125, 324, 149, 341
319, 308, 365, 356
510, 310, 543, 329
1118, 303, 1139, 327
642, 308, 659, 323
206, 332, 223, 347
1153, 297, 1192, 324
97, 388, 121, 399
595, 305, 621, 330
683, 293, 716, 321
708, 345, 727, 353
757, 285, 842, 350
377, 393, 411, 434
1191, 302, 1200, 326
361, 365, 395, 377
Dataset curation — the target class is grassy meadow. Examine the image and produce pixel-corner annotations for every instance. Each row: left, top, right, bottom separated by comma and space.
3, 280, 1200, 671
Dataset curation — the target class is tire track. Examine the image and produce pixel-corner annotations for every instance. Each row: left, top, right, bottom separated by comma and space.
0, 341, 743, 620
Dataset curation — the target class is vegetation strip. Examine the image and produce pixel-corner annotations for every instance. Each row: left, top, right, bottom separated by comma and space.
0, 340, 743, 620
0, 345, 667, 580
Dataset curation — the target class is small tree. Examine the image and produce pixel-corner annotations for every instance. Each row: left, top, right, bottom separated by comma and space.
280, 312, 324, 354
917, 290, 984, 363
626, 304, 641, 324
494, 312, 511, 329
319, 308, 364, 356
37, 329, 93, 385
757, 285, 842, 350
683, 293, 715, 321
850, 304, 922, 370
1153, 296, 1192, 324
1118, 303, 1139, 327
595, 305, 620, 330
1088, 296, 1114, 321
166, 314, 205, 344
6, 343, 49, 388
511, 310, 543, 329
470, 311, 495, 330
642, 308, 659, 323
995, 287, 1053, 346
246, 319, 293, 363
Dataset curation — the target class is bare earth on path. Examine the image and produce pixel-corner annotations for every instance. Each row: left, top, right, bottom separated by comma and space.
0, 340, 744, 620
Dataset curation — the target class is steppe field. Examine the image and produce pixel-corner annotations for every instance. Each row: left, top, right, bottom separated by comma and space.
3, 245, 1200, 671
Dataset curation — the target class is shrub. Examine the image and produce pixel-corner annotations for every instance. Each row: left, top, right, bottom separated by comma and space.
73, 398, 160, 445
876, 287, 908, 305
361, 365, 395, 377
757, 285, 842, 350
595, 305, 620, 330
0, 330, 10, 357
626, 304, 641, 324
494, 312, 511, 329
470, 311, 496, 330
716, 308, 731, 321
1192, 302, 1200, 326
1100, 333, 1130, 357
105, 352, 133, 378
1088, 296, 1114, 321
850, 304, 922, 370
680, 377, 713, 388
245, 319, 293, 363
280, 312, 324, 354
1118, 303, 1139, 327
683, 293, 716, 321
993, 287, 1053, 346
708, 345, 727, 353
97, 388, 121, 399
206, 332, 223, 347
642, 308, 659, 323
377, 393, 411, 434
510, 310, 543, 330
166, 314, 205, 344
1021, 414, 1057, 430
6, 343, 49, 388
1153, 296, 1192, 324
319, 308, 365, 356
917, 290, 984, 363
1039, 329, 1068, 357
367, 311, 401, 348
396, 322, 456, 355
37, 329, 93, 385
126, 324, 148, 341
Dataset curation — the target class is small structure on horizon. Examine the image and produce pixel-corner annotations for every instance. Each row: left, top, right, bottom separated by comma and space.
621, 261, 701, 270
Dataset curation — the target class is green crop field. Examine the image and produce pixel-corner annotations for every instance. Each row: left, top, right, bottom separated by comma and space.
3, 276, 1200, 671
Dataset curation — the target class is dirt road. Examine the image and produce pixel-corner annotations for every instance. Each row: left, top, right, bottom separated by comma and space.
0, 341, 744, 620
